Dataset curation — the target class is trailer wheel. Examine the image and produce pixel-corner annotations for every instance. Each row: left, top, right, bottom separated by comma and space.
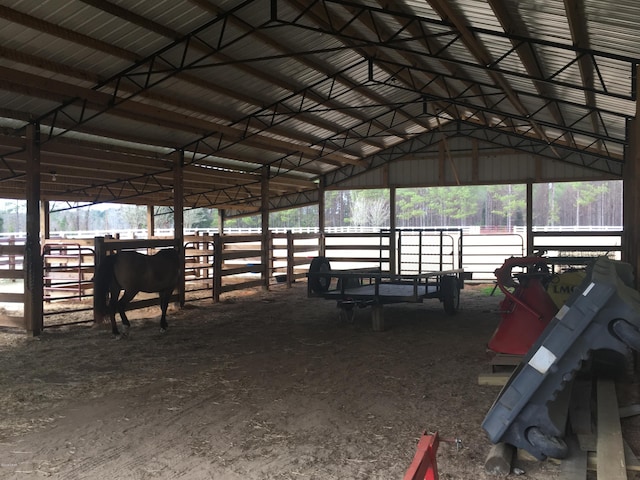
309, 256, 331, 293
526, 427, 568, 459
442, 276, 460, 315
611, 319, 640, 351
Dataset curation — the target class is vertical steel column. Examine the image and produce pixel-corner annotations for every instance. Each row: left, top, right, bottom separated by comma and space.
24, 122, 43, 335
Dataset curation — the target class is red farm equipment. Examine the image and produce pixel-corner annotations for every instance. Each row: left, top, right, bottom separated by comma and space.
488, 255, 586, 356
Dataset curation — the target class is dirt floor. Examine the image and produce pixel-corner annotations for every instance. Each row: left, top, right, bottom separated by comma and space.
0, 282, 637, 479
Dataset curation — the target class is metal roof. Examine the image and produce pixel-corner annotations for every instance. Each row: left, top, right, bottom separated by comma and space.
0, 0, 637, 215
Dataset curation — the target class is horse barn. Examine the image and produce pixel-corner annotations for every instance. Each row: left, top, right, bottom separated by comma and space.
2, 0, 640, 478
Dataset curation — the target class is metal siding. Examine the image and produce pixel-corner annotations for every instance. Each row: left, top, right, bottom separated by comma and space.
0, 0, 634, 209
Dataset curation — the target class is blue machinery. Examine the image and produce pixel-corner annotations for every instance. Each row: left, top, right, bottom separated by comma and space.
482, 257, 640, 460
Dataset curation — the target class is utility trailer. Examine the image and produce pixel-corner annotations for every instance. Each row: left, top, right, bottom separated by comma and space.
307, 228, 466, 331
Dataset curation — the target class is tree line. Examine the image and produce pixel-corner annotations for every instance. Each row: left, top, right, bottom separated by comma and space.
0, 181, 624, 233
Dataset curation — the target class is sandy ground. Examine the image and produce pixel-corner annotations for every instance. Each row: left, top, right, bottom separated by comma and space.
0, 282, 637, 480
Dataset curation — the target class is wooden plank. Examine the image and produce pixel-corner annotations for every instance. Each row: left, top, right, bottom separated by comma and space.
0, 292, 24, 303
624, 440, 640, 470
0, 312, 24, 329
619, 404, 640, 419
477, 372, 510, 386
0, 270, 23, 280
569, 379, 596, 452
0, 244, 24, 255
587, 450, 640, 472
489, 354, 523, 366
596, 378, 627, 480
560, 436, 587, 480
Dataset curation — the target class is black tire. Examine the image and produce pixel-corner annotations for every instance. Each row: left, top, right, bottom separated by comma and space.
442, 276, 460, 315
309, 256, 331, 294
612, 319, 640, 351
526, 427, 568, 460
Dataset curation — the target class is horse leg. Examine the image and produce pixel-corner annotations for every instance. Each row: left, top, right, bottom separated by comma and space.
107, 287, 121, 337
158, 289, 172, 332
117, 289, 138, 337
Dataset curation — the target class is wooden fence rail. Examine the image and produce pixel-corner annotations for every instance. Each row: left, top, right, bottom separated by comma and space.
0, 229, 624, 332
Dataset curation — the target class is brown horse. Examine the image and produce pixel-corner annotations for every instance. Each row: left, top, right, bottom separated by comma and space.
93, 249, 181, 337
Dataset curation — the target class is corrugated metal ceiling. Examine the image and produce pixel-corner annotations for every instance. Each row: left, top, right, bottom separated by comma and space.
0, 0, 638, 214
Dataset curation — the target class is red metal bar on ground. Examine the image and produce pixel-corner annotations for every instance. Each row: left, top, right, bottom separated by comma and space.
404, 431, 440, 480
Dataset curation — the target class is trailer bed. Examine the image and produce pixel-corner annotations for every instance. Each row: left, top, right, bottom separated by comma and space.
308, 265, 464, 330
320, 279, 438, 303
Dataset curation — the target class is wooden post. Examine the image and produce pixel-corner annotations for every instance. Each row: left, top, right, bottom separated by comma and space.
267, 230, 274, 288
286, 230, 294, 287
218, 208, 225, 234
484, 442, 515, 476
213, 233, 222, 302
526, 181, 534, 255
40, 200, 50, 240
173, 151, 185, 307
318, 178, 326, 257
372, 304, 384, 331
622, 65, 640, 287
261, 165, 270, 290
93, 236, 106, 323
24, 122, 43, 335
389, 187, 397, 277
146, 205, 155, 238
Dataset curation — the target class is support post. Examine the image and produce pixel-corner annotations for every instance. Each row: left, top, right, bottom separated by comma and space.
173, 151, 185, 306
24, 122, 43, 335
372, 304, 385, 332
261, 165, 270, 290
526, 181, 534, 255
93, 236, 106, 323
218, 208, 225, 234
389, 187, 397, 277
147, 205, 155, 238
623, 70, 640, 286
286, 230, 294, 287
318, 178, 326, 257
213, 233, 222, 302
40, 200, 50, 240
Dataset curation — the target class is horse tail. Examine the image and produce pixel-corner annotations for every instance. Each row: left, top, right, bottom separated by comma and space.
93, 254, 118, 320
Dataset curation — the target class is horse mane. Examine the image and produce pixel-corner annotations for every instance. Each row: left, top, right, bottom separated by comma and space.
93, 254, 119, 316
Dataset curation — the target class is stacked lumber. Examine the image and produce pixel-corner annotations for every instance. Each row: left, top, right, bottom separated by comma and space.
484, 378, 640, 478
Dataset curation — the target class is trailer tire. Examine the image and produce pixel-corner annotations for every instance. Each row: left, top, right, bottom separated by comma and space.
612, 319, 640, 351
442, 276, 460, 315
309, 256, 331, 294
526, 427, 568, 459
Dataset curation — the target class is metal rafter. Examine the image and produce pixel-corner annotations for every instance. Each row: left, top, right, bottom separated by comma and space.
297, 1, 637, 100
563, 0, 602, 149
367, 56, 628, 139
485, 0, 576, 148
